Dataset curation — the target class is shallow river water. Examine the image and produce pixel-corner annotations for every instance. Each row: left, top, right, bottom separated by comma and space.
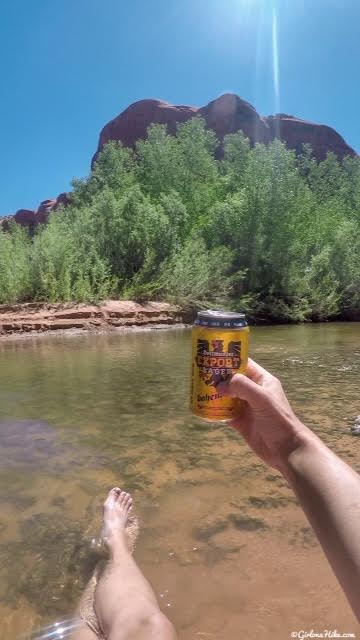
0, 324, 359, 639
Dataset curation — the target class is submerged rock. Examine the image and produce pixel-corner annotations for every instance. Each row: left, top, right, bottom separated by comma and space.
291, 526, 316, 548
228, 513, 269, 531
247, 494, 296, 508
0, 511, 98, 617
193, 517, 229, 541
350, 416, 360, 435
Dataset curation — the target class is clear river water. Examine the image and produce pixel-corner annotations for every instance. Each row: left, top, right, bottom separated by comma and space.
0, 323, 359, 639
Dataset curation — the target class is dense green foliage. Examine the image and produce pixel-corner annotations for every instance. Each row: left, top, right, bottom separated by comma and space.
1, 119, 360, 321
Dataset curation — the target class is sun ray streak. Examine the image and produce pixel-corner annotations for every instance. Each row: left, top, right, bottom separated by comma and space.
272, 6, 281, 139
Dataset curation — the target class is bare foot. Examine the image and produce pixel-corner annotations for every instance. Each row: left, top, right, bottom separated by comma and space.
102, 487, 133, 557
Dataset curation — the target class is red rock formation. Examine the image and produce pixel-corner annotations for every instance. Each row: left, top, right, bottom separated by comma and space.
37, 199, 57, 216
265, 114, 353, 161
2, 94, 356, 229
1, 193, 71, 231
96, 99, 198, 155
93, 93, 356, 164
14, 209, 39, 226
55, 192, 70, 208
1, 209, 40, 232
199, 94, 270, 145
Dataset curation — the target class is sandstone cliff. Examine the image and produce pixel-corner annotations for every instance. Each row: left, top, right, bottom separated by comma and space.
3, 93, 356, 230
94, 93, 355, 164
1, 193, 70, 232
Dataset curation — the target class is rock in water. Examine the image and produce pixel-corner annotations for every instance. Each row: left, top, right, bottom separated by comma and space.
350, 417, 360, 435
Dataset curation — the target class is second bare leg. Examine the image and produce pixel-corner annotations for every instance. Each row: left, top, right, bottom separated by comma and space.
95, 488, 177, 640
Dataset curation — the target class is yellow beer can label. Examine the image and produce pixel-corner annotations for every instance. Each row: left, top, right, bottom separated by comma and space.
190, 311, 249, 422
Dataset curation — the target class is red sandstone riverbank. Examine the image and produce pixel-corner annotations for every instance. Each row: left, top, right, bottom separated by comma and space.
0, 300, 184, 338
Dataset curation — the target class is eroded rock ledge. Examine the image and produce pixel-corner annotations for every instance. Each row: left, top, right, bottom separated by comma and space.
0, 300, 183, 336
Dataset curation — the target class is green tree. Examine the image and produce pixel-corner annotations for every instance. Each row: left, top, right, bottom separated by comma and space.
221, 131, 251, 192
31, 209, 114, 302
72, 141, 135, 206
1, 117, 359, 321
0, 224, 32, 303
156, 236, 235, 309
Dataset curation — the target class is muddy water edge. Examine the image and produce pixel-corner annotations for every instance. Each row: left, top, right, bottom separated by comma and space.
0, 323, 358, 639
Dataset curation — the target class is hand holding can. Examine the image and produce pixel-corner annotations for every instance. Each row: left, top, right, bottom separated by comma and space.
190, 310, 249, 422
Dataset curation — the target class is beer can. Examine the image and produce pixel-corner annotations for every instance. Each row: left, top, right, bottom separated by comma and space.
190, 310, 249, 422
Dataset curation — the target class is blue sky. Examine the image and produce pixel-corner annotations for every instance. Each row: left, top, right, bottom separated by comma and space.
0, 0, 359, 215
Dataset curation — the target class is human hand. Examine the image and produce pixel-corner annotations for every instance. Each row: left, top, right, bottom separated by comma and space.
217, 359, 313, 475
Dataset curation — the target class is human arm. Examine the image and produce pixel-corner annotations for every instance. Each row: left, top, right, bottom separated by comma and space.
218, 360, 360, 621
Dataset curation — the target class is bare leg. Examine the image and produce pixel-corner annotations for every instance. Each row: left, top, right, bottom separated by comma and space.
94, 488, 177, 640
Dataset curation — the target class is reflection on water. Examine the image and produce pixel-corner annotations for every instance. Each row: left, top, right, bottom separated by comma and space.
0, 324, 359, 639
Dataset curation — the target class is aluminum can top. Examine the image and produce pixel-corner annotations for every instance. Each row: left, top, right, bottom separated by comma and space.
194, 309, 247, 329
